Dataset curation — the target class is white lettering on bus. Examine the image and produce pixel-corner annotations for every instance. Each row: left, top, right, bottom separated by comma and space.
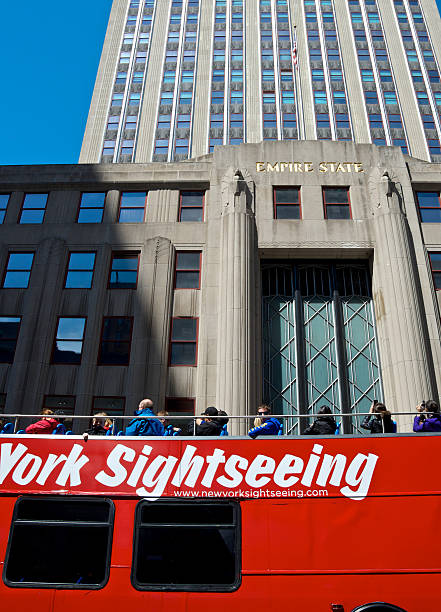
0, 442, 379, 501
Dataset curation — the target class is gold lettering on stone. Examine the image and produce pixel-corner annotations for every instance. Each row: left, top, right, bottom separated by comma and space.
255, 161, 364, 173
256, 162, 265, 172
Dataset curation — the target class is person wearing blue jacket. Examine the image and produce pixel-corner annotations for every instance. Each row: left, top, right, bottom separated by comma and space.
125, 399, 164, 436
413, 400, 441, 433
248, 405, 281, 438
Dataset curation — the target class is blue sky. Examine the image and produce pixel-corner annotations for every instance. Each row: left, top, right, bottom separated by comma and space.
0, 1, 112, 166
1, 0, 441, 166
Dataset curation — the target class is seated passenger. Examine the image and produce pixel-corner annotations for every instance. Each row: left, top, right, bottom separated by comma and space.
158, 410, 182, 436
125, 399, 164, 436
303, 405, 337, 435
413, 400, 441, 433
187, 406, 223, 436
248, 405, 280, 438
361, 401, 395, 434
85, 412, 111, 436
25, 409, 62, 435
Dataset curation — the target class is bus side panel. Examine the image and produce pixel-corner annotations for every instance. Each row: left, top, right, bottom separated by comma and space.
243, 496, 441, 573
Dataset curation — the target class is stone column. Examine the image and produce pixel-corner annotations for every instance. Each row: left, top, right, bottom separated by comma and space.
371, 171, 436, 431
216, 168, 258, 434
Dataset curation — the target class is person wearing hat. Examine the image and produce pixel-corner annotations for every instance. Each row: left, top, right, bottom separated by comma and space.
187, 406, 223, 436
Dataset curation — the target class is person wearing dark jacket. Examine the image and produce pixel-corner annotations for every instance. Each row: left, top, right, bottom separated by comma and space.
248, 405, 281, 438
85, 412, 110, 436
303, 406, 337, 435
361, 401, 395, 434
413, 400, 441, 432
125, 399, 164, 436
187, 406, 223, 436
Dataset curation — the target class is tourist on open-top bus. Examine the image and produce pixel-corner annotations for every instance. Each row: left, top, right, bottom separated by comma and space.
248, 405, 281, 438
125, 399, 164, 436
413, 400, 441, 432
361, 401, 395, 434
25, 409, 64, 435
303, 405, 337, 435
187, 406, 223, 436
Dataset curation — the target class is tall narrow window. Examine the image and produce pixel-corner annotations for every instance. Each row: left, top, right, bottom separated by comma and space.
3, 253, 34, 288
175, 252, 201, 289
118, 192, 147, 223
428, 253, 441, 290
99, 317, 133, 365
19, 193, 48, 224
179, 191, 204, 222
0, 194, 10, 223
4, 497, 114, 589
169, 318, 198, 365
132, 501, 240, 592
0, 317, 21, 363
323, 187, 351, 219
416, 191, 441, 222
65, 253, 96, 289
77, 193, 106, 223
52, 318, 86, 364
274, 188, 301, 219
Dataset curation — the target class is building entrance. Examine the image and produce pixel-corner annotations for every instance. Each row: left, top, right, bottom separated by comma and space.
262, 262, 382, 434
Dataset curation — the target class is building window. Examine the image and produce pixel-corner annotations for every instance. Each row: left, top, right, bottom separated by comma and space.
109, 253, 140, 289
428, 252, 441, 290
416, 191, 441, 222
19, 193, 48, 224
77, 193, 106, 224
274, 187, 300, 219
365, 91, 378, 105
132, 500, 240, 592
384, 91, 397, 105
52, 317, 86, 365
0, 194, 10, 223
99, 317, 133, 366
0, 317, 21, 363
169, 317, 198, 366
175, 252, 201, 289
3, 253, 34, 289
179, 191, 204, 222
65, 253, 96, 289
323, 187, 351, 219
4, 497, 114, 589
118, 192, 147, 223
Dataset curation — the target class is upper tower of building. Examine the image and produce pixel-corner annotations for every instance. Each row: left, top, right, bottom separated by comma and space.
80, 0, 441, 164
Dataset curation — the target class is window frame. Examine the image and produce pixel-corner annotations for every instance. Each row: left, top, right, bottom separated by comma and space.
174, 251, 202, 290
51, 316, 87, 365
323, 187, 352, 220
108, 252, 140, 290
428, 252, 441, 291
178, 191, 205, 222
98, 316, 134, 366
118, 192, 148, 223
131, 499, 241, 592
3, 496, 114, 590
0, 316, 21, 364
415, 191, 441, 223
76, 192, 107, 224
64, 252, 97, 290
169, 317, 199, 366
2, 252, 35, 289
19, 193, 48, 225
273, 187, 301, 220
0, 193, 10, 223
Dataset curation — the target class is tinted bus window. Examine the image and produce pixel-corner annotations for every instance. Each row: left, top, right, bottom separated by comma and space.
132, 500, 241, 592
3, 497, 114, 588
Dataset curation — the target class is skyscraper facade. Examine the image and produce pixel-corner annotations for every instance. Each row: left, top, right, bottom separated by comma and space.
81, 0, 441, 164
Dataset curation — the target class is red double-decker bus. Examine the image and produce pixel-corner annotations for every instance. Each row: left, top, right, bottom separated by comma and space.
0, 432, 439, 611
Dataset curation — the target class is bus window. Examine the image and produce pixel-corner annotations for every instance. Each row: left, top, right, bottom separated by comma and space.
3, 496, 114, 588
352, 603, 408, 612
131, 500, 241, 592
